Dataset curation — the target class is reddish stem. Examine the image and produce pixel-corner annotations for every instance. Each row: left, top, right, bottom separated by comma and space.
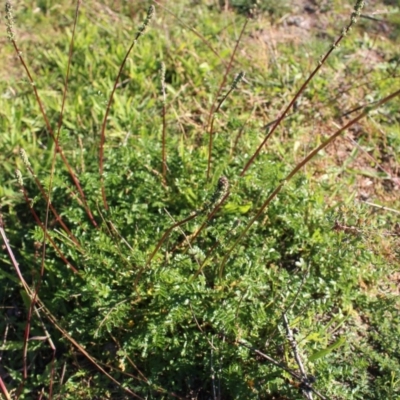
241, 17, 362, 177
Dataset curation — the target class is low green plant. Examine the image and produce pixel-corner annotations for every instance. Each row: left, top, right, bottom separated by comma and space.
1, 1, 399, 399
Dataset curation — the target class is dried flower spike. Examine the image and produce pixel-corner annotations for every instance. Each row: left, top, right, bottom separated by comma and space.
135, 5, 155, 41
232, 71, 245, 90
5, 2, 16, 41
351, 0, 365, 25
20, 148, 31, 168
160, 62, 166, 101
15, 169, 23, 186
205, 176, 229, 213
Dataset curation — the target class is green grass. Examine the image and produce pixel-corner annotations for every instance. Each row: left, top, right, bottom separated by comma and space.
1, 1, 400, 399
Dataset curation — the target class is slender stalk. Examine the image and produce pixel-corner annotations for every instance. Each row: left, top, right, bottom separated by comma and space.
15, 171, 80, 274
0, 376, 11, 400
283, 313, 313, 400
0, 218, 144, 400
99, 6, 155, 210
21, 3, 83, 382
240, 0, 366, 177
5, 2, 97, 227
19, 151, 82, 250
219, 88, 400, 278
160, 62, 167, 178
220, 334, 328, 400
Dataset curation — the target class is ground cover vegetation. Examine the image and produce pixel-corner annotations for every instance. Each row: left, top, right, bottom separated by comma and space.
0, 0, 399, 398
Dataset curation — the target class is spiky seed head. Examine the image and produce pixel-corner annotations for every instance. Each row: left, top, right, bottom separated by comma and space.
351, 0, 364, 25
217, 176, 229, 194
232, 72, 245, 90
5, 2, 16, 41
19, 148, 31, 168
136, 5, 155, 40
15, 169, 23, 186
